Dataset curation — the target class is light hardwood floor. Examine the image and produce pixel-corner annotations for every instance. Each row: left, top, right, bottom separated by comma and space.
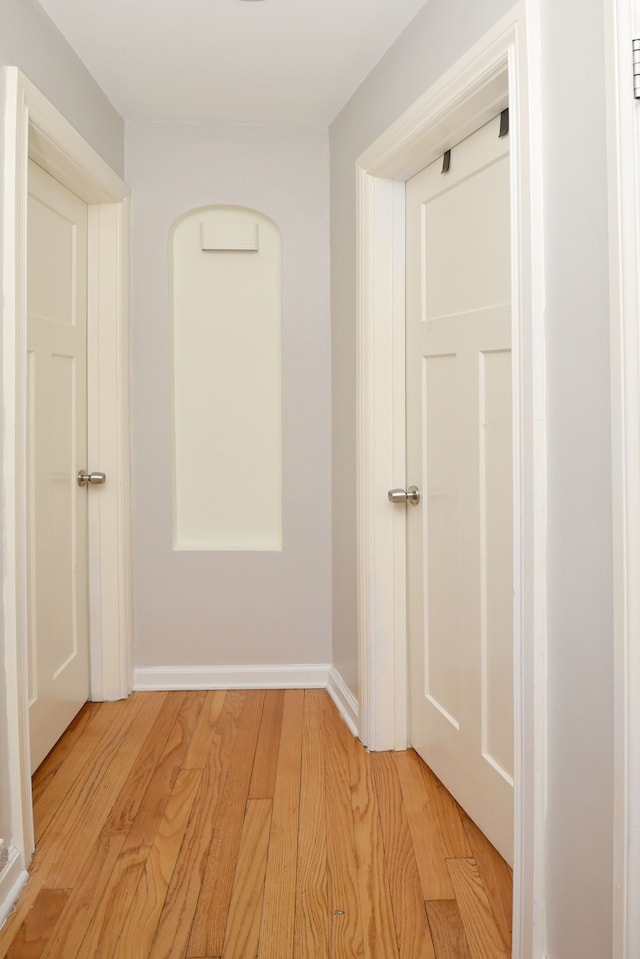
0, 689, 512, 958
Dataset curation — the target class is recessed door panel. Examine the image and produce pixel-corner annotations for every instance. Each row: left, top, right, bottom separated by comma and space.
423, 156, 511, 319
423, 352, 460, 727
27, 192, 77, 327
480, 348, 514, 783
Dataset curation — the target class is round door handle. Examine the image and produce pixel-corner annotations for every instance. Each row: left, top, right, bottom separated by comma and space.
388, 485, 421, 505
78, 470, 107, 487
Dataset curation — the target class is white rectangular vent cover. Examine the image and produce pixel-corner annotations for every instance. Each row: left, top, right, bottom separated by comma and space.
200, 222, 259, 252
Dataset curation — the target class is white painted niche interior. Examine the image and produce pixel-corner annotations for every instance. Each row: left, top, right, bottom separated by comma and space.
170, 206, 282, 551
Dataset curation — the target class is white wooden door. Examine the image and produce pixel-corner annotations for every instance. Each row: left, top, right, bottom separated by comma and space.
405, 115, 514, 863
27, 159, 90, 773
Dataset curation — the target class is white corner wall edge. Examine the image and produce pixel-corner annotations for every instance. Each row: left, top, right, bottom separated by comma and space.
326, 667, 359, 738
133, 664, 332, 691
605, 0, 640, 955
0, 849, 27, 931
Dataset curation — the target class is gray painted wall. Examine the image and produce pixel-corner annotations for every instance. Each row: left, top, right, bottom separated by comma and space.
0, 0, 124, 175
0, 0, 124, 861
540, 0, 613, 954
126, 123, 332, 673
329, 0, 614, 955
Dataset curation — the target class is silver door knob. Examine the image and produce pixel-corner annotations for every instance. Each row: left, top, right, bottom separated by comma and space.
388, 485, 421, 505
77, 470, 106, 487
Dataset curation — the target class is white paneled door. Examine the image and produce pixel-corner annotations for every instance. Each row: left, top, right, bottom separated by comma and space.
405, 115, 514, 863
27, 159, 90, 773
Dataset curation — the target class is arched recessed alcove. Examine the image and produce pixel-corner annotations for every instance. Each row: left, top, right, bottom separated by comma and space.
170, 205, 282, 551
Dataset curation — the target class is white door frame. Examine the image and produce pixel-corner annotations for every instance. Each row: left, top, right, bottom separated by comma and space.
606, 2, 640, 955
1, 67, 132, 876
355, 6, 547, 958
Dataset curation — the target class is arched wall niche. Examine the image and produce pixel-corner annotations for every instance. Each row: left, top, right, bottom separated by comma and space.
170, 204, 282, 551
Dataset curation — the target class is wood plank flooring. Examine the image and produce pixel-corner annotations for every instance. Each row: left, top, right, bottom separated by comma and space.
0, 690, 512, 959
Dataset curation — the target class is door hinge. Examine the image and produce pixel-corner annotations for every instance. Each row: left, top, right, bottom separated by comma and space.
633, 39, 640, 98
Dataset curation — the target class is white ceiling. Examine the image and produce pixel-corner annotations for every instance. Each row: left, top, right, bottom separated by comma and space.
38, 0, 429, 127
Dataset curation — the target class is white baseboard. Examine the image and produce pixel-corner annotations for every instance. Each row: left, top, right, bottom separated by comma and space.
326, 666, 359, 738
0, 847, 27, 931
134, 663, 332, 691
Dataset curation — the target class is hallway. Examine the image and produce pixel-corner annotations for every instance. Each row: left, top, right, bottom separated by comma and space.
0, 689, 511, 958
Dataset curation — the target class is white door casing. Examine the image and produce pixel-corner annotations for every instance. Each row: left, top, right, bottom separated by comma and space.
405, 116, 513, 865
1, 67, 132, 880
605, 0, 640, 955
355, 5, 546, 958
27, 160, 91, 772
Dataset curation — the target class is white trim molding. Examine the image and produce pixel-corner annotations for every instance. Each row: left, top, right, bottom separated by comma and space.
1, 67, 132, 873
355, 5, 546, 958
606, 0, 640, 955
326, 667, 359, 738
134, 664, 333, 691
86, 197, 133, 701
0, 847, 27, 930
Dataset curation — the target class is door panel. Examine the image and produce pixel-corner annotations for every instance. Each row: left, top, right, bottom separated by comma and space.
423, 351, 460, 725
406, 115, 513, 863
480, 347, 513, 783
27, 159, 90, 773
423, 155, 510, 318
